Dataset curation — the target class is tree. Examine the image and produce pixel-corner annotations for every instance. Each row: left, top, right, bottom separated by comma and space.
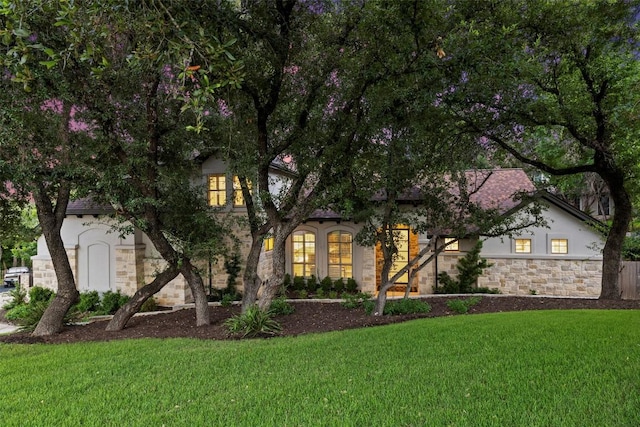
0, 1, 241, 333
0, 1, 104, 335
442, 1, 640, 299
212, 0, 458, 312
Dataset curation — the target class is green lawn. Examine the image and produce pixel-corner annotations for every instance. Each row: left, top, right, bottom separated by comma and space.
1, 310, 639, 426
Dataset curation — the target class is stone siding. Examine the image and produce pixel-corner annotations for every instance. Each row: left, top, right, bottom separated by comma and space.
30, 246, 78, 293
143, 257, 192, 306
478, 257, 602, 297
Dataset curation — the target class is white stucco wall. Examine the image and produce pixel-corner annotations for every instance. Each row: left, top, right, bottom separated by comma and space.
481, 202, 603, 260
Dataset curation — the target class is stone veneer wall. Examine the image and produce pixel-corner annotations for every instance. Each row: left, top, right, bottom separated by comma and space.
30, 246, 78, 293
478, 257, 602, 297
114, 245, 145, 296
414, 251, 602, 298
143, 257, 191, 306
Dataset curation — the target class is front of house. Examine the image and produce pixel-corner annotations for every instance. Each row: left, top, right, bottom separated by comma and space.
31, 165, 604, 306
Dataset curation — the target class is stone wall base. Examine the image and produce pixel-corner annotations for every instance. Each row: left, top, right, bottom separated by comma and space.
478, 257, 602, 297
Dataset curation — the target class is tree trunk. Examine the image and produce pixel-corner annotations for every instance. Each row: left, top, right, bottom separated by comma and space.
258, 233, 287, 311
106, 266, 179, 331
180, 260, 210, 326
599, 172, 632, 300
241, 235, 264, 312
32, 183, 79, 336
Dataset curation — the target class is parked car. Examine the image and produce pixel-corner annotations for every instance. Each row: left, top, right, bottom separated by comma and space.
3, 266, 30, 287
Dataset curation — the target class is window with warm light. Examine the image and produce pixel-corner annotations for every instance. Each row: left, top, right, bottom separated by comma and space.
233, 176, 252, 206
208, 174, 226, 206
389, 226, 410, 285
264, 236, 274, 252
292, 231, 315, 277
444, 238, 459, 251
328, 231, 353, 279
551, 238, 568, 254
514, 238, 531, 253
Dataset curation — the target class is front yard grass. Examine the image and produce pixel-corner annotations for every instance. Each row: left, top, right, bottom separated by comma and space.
1, 309, 639, 426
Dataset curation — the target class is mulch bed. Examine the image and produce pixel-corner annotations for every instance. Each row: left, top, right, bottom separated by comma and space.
1, 296, 638, 345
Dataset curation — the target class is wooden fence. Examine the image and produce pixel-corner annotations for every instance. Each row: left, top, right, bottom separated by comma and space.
620, 261, 640, 300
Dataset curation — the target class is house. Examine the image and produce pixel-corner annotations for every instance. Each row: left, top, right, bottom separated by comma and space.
30, 166, 605, 305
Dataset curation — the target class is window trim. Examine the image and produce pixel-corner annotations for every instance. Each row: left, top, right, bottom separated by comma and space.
513, 238, 532, 254
327, 230, 353, 279
291, 230, 316, 278
207, 174, 227, 207
443, 237, 459, 252
548, 235, 569, 255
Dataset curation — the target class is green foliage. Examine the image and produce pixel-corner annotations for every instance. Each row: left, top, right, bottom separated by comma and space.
224, 305, 282, 338
223, 252, 242, 295
315, 289, 325, 299
2, 283, 26, 310
622, 235, 640, 261
282, 273, 292, 291
333, 278, 345, 293
139, 297, 158, 313
320, 276, 333, 293
268, 297, 295, 316
220, 293, 235, 307
99, 291, 130, 315
435, 242, 492, 294
306, 275, 318, 293
446, 297, 482, 314
296, 289, 308, 299
341, 292, 372, 309
29, 286, 54, 304
364, 298, 431, 316
76, 291, 101, 313
345, 278, 358, 293
5, 300, 49, 331
293, 276, 306, 291
327, 291, 338, 299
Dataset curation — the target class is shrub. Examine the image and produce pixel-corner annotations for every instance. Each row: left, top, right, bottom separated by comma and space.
435, 241, 492, 294
333, 278, 345, 293
2, 284, 26, 310
384, 298, 431, 315
140, 297, 158, 312
269, 297, 295, 316
320, 276, 333, 292
281, 273, 292, 292
224, 305, 282, 338
6, 300, 49, 331
341, 292, 371, 309
328, 290, 338, 299
29, 286, 54, 304
99, 291, 130, 315
315, 289, 325, 299
220, 293, 237, 307
446, 296, 482, 314
345, 278, 358, 293
74, 291, 101, 313
306, 275, 318, 293
364, 298, 431, 315
293, 276, 306, 291
296, 289, 308, 299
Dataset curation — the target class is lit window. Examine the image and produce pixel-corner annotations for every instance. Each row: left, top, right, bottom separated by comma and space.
551, 238, 568, 254
389, 225, 410, 285
515, 239, 531, 253
208, 174, 226, 206
233, 176, 252, 206
264, 236, 274, 252
292, 231, 315, 277
444, 238, 459, 251
328, 231, 353, 279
